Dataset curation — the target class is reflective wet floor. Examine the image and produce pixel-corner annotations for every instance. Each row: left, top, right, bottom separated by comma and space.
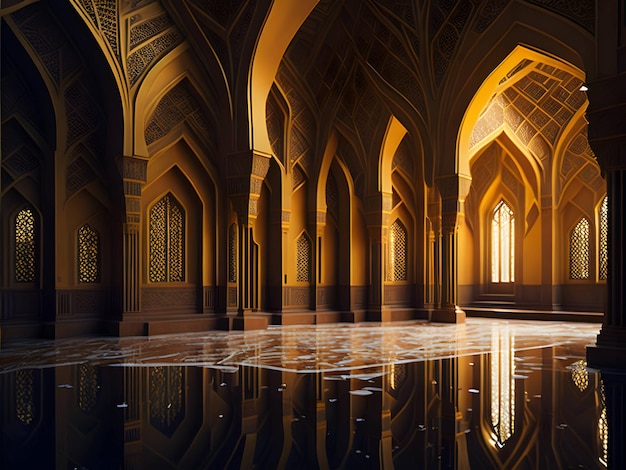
0, 319, 613, 468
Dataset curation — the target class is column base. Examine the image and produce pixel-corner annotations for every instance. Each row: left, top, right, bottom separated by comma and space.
587, 326, 626, 371
431, 306, 466, 323
232, 309, 269, 330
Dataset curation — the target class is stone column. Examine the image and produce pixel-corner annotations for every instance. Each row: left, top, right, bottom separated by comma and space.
431, 175, 469, 323
365, 191, 392, 321
228, 150, 271, 329
585, 0, 626, 370
586, 71, 626, 368
121, 156, 147, 314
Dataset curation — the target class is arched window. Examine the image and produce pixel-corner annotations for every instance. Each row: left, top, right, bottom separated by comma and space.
78, 224, 100, 283
296, 233, 312, 282
388, 219, 408, 281
599, 196, 608, 281
569, 217, 590, 280
491, 201, 515, 283
15, 207, 38, 283
149, 194, 185, 282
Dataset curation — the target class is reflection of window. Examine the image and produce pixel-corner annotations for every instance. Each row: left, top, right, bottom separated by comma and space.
490, 326, 515, 448
491, 201, 515, 283
150, 366, 183, 437
388, 220, 408, 281
78, 224, 100, 283
569, 218, 590, 280
79, 363, 99, 413
570, 360, 588, 392
599, 406, 608, 467
599, 196, 608, 281
149, 194, 185, 282
16, 369, 34, 425
296, 233, 312, 282
15, 208, 38, 283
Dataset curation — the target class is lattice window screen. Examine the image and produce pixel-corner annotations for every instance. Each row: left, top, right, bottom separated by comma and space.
388, 220, 408, 281
600, 196, 608, 280
296, 233, 312, 282
78, 224, 100, 283
569, 217, 590, 280
228, 224, 237, 282
15, 208, 37, 282
149, 194, 185, 282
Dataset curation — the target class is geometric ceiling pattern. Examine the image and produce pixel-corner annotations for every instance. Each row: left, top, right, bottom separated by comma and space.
470, 60, 587, 160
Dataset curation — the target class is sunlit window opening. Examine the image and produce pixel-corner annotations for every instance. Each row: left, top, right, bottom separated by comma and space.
569, 218, 590, 280
599, 196, 608, 280
388, 219, 408, 281
149, 194, 185, 282
491, 201, 515, 283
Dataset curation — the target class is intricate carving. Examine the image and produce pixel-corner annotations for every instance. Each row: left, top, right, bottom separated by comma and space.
525, 0, 594, 33
127, 29, 183, 86
66, 157, 96, 196
475, 0, 511, 33
145, 80, 208, 145
123, 156, 147, 181
142, 288, 197, 307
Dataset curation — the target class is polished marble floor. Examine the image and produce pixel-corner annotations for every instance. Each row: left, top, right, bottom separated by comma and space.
1, 319, 613, 469
0, 318, 601, 373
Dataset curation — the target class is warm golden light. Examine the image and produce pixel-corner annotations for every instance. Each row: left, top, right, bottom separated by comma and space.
490, 326, 515, 447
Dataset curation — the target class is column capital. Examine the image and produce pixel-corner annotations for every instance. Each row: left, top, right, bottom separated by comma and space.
118, 155, 148, 182
227, 150, 273, 224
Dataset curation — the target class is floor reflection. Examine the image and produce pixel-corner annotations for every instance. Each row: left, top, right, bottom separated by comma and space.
0, 319, 620, 469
